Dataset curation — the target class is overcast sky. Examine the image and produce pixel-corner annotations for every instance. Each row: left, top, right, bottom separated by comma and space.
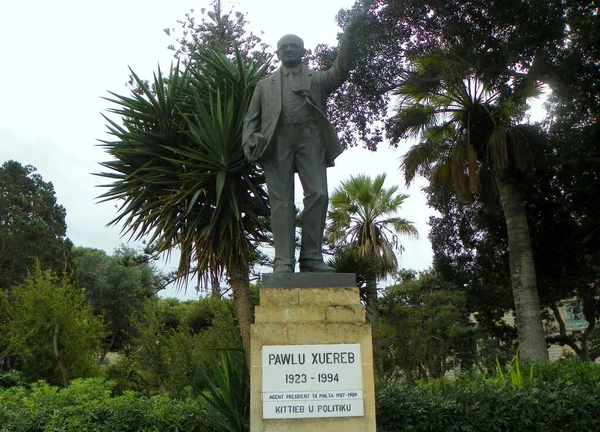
3, 0, 526, 299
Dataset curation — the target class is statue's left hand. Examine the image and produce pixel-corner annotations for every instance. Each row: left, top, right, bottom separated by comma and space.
243, 133, 265, 162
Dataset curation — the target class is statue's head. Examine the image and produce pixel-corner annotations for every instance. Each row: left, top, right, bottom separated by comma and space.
276, 34, 305, 67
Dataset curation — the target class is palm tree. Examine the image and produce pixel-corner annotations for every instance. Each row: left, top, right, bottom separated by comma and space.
97, 47, 271, 362
391, 48, 549, 361
326, 173, 418, 320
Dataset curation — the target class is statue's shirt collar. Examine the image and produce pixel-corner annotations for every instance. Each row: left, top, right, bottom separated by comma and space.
282, 65, 303, 76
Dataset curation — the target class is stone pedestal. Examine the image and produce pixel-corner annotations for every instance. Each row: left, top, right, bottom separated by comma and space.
250, 273, 376, 432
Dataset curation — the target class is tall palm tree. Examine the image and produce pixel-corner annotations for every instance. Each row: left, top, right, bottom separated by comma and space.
326, 173, 418, 320
391, 48, 549, 361
97, 47, 271, 362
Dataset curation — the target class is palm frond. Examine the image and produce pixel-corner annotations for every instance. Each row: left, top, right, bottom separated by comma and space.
392, 44, 541, 202
388, 104, 437, 142
401, 140, 442, 184
326, 174, 418, 279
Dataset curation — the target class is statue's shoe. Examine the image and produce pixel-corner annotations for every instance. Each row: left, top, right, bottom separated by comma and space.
299, 261, 336, 273
273, 264, 294, 273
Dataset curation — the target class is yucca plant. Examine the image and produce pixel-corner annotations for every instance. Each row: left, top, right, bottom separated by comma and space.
197, 349, 250, 432
97, 46, 272, 361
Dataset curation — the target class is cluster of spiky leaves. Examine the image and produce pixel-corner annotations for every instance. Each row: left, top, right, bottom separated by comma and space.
196, 349, 249, 432
97, 47, 271, 284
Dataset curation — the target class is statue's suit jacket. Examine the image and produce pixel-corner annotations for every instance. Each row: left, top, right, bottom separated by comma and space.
242, 33, 357, 167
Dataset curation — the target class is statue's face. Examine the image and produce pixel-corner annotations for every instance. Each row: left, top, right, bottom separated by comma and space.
277, 43, 305, 67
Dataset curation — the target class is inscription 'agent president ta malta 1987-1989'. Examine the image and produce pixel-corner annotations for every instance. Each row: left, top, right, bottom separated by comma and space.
242, 14, 365, 274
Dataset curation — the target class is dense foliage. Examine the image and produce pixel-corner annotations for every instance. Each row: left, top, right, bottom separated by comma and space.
1, 360, 598, 432
71, 246, 165, 352
0, 294, 249, 431
377, 380, 600, 431
377, 359, 600, 431
320, 0, 600, 360
375, 270, 478, 382
0, 378, 211, 432
117, 296, 241, 399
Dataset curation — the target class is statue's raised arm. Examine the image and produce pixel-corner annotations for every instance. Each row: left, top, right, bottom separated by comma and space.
242, 5, 369, 274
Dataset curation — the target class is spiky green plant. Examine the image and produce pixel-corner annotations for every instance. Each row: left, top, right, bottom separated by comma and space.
326, 245, 382, 302
97, 46, 272, 360
197, 350, 250, 432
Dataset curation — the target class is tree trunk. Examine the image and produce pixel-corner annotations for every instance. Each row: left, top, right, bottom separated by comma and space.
229, 265, 253, 368
53, 324, 70, 386
365, 276, 384, 376
580, 295, 597, 361
404, 366, 415, 385
496, 173, 549, 361
211, 274, 221, 298
365, 276, 378, 323
99, 319, 122, 364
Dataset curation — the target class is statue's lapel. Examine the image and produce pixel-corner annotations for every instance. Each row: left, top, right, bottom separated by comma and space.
269, 69, 282, 105
302, 65, 312, 90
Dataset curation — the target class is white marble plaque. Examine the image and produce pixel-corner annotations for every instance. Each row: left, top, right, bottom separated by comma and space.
261, 344, 364, 419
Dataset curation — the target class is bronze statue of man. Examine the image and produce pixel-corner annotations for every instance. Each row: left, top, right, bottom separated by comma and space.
242, 20, 362, 273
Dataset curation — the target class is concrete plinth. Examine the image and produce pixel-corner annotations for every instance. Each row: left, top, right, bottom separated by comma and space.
250, 273, 376, 432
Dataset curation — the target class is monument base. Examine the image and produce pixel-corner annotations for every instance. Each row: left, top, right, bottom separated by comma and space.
250, 273, 376, 432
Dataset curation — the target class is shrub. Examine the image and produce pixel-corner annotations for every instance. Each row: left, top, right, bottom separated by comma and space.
127, 297, 241, 398
0, 378, 212, 431
0, 267, 106, 386
3, 359, 598, 431
377, 360, 600, 432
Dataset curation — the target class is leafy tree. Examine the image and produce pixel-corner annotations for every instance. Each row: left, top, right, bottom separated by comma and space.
426, 146, 600, 362
98, 20, 271, 359
531, 120, 600, 360
71, 246, 165, 352
125, 297, 240, 398
0, 161, 72, 290
426, 140, 600, 361
317, 0, 569, 150
164, 0, 269, 66
427, 182, 515, 339
323, 0, 598, 362
326, 173, 418, 321
536, 1, 600, 360
0, 266, 106, 386
376, 269, 476, 383
536, 0, 600, 125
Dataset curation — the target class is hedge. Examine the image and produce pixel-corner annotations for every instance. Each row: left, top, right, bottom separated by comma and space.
0, 378, 211, 432
1, 360, 599, 432
377, 361, 600, 432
